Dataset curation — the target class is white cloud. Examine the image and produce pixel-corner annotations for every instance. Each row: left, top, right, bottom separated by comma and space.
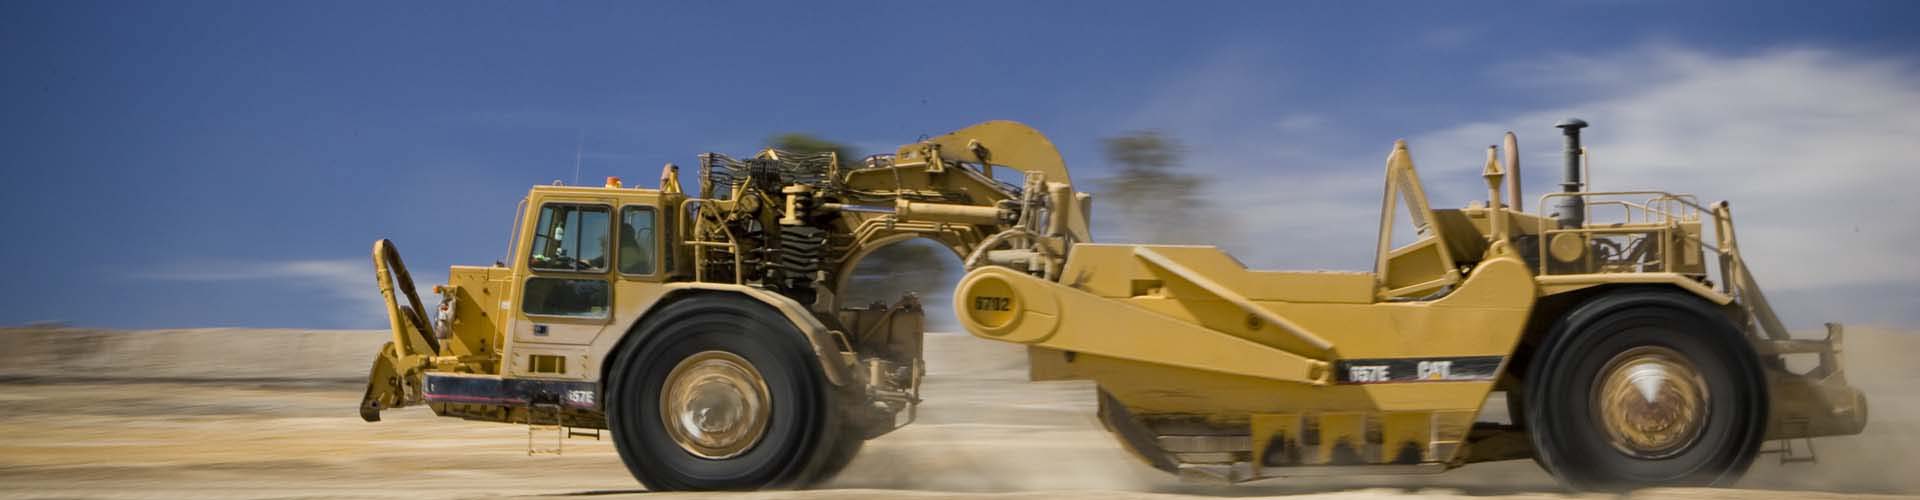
1124, 45, 1920, 300
1118, 48, 1280, 134
139, 259, 441, 329
1409, 46, 1920, 291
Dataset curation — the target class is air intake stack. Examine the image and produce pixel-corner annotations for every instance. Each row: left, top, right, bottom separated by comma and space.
1553, 118, 1589, 228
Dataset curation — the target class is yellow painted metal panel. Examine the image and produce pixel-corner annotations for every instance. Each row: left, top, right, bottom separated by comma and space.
1382, 412, 1432, 464
1316, 412, 1367, 464
1251, 413, 1302, 467
957, 266, 1330, 385
1060, 244, 1376, 304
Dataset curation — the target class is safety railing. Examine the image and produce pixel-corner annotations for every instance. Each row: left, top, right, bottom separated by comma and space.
1532, 190, 1792, 341
1533, 190, 1718, 279
678, 198, 745, 284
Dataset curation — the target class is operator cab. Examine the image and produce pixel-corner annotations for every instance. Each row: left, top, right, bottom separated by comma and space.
506, 181, 679, 351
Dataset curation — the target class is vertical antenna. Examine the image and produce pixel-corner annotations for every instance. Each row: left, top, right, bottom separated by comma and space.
571, 129, 585, 186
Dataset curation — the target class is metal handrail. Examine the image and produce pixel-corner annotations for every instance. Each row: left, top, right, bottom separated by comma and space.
1585, 200, 1642, 225
1531, 190, 1788, 341
1535, 190, 1709, 226
678, 198, 745, 284
1533, 190, 1718, 280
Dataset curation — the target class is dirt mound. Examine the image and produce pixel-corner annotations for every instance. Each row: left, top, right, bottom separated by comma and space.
0, 326, 384, 382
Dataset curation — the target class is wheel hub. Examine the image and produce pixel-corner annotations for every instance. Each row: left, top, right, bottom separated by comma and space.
660, 350, 771, 459
1592, 345, 1710, 459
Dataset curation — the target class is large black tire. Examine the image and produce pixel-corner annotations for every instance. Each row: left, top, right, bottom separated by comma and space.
1524, 289, 1768, 491
605, 294, 835, 491
1502, 388, 1548, 471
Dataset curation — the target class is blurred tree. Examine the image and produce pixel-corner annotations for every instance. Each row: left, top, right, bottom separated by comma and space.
769, 132, 858, 169
1096, 130, 1230, 245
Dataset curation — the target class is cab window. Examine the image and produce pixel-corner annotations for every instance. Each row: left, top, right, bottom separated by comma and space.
619, 206, 657, 275
529, 203, 611, 272
522, 277, 609, 317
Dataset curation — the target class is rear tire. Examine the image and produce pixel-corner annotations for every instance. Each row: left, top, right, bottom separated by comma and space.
605, 295, 833, 491
1524, 290, 1767, 490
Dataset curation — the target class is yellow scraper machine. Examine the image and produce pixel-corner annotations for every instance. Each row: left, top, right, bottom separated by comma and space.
361, 119, 1865, 491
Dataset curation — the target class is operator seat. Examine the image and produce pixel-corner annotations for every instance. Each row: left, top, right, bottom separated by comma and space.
618, 222, 653, 274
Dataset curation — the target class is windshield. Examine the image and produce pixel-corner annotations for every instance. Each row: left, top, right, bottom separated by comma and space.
529, 203, 611, 272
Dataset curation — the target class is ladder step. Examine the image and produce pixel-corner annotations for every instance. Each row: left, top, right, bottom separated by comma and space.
568, 428, 603, 440
1759, 437, 1817, 464
527, 404, 566, 455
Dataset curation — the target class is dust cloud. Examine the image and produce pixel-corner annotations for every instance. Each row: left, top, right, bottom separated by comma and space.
1, 326, 1916, 499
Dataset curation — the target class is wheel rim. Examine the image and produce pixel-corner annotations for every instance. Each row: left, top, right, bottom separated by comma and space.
1591, 345, 1711, 459
659, 350, 772, 459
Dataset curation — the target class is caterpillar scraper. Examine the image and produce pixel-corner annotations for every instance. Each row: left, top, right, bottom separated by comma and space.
361, 119, 1866, 491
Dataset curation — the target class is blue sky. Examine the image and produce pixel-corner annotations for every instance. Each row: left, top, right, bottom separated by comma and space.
3, 1, 1917, 330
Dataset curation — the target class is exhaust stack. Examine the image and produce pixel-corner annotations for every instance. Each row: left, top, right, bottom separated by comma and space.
1554, 118, 1589, 228
1503, 132, 1522, 210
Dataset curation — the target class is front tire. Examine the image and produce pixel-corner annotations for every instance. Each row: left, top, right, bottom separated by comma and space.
605, 295, 833, 491
1524, 290, 1768, 490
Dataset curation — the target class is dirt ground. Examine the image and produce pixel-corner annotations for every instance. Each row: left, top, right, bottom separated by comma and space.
1, 327, 1916, 500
